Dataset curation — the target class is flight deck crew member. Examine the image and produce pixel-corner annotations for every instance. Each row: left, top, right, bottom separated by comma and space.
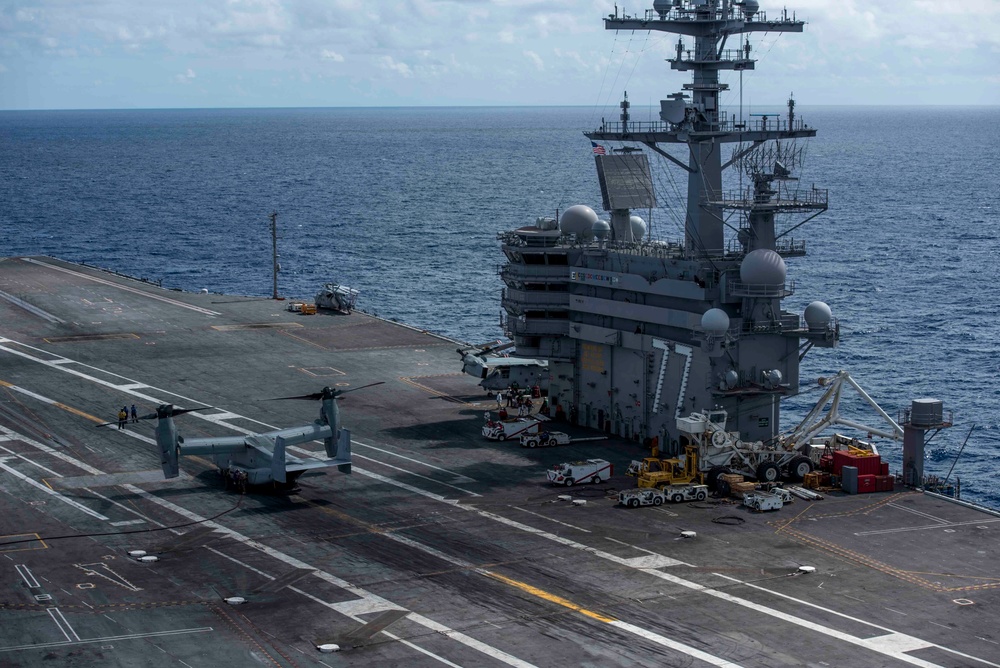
117, 407, 128, 430
130, 404, 138, 423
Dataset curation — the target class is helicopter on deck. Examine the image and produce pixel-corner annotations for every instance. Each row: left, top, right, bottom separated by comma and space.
101, 383, 382, 490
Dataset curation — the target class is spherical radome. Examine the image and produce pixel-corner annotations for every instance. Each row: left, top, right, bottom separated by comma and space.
804, 301, 833, 328
701, 308, 730, 334
739, 249, 787, 284
559, 205, 598, 237
629, 215, 647, 240
592, 219, 611, 240
653, 0, 673, 18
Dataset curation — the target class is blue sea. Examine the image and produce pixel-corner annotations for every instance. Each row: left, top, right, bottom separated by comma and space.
1, 106, 999, 506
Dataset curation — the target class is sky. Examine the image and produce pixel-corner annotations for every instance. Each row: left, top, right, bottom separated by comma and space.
0, 0, 998, 110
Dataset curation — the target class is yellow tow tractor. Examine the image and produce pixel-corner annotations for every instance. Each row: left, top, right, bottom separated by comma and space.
636, 445, 700, 490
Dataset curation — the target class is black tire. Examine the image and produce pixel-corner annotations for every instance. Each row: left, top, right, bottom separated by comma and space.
564, 478, 574, 487
498, 434, 506, 441
717, 480, 732, 497
696, 490, 707, 501
788, 455, 813, 482
592, 475, 601, 484
706, 465, 731, 492
548, 438, 558, 447
652, 496, 663, 506
671, 493, 683, 503
756, 461, 781, 483
526, 439, 536, 448
628, 498, 639, 508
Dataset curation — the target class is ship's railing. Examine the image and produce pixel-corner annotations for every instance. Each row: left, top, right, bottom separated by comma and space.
594, 114, 812, 136
670, 48, 751, 64
726, 280, 795, 299
713, 185, 828, 208
899, 407, 955, 429
497, 230, 565, 248
601, 239, 686, 259
727, 238, 807, 256
742, 313, 803, 334
625, 4, 794, 24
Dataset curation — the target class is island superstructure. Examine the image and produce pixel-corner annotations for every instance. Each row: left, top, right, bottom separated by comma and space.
499, 0, 838, 457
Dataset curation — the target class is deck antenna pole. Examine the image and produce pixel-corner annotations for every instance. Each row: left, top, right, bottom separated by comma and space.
270, 211, 280, 299
942, 424, 975, 486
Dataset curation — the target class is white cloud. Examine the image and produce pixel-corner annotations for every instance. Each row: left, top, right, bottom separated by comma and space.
1, 0, 998, 108
379, 56, 412, 77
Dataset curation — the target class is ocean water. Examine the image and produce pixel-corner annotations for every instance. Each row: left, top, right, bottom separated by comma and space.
1, 105, 999, 506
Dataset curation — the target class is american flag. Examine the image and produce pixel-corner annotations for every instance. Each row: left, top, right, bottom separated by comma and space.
591, 141, 606, 155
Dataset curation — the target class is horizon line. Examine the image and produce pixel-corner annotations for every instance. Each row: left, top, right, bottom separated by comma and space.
2, 102, 999, 113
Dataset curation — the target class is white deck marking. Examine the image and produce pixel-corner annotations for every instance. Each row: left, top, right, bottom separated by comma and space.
712, 573, 1000, 668
46, 609, 73, 642
350, 453, 481, 496
0, 426, 536, 666
21, 258, 221, 316
120, 484, 537, 668
352, 439, 477, 483
204, 547, 465, 668
4, 340, 1000, 667
48, 608, 81, 642
854, 517, 1000, 536
888, 503, 951, 524
512, 507, 592, 533
0, 445, 64, 478
0, 627, 214, 653
609, 621, 743, 668
14, 564, 40, 588
0, 289, 65, 324
0, 459, 108, 520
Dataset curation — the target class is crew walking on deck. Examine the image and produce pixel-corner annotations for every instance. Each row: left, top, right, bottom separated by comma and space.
117, 407, 128, 430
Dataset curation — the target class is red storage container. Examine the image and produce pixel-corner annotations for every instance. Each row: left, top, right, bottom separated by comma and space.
858, 474, 877, 493
880, 462, 890, 476
832, 451, 882, 477
832, 450, 852, 475
874, 475, 895, 492
819, 454, 834, 472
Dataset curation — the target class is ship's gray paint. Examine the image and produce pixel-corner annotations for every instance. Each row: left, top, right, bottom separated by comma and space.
499, 0, 836, 449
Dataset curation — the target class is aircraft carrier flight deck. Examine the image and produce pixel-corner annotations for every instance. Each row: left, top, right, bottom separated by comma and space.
0, 256, 998, 668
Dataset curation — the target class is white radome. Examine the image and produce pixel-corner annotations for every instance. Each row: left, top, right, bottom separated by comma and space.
701, 308, 730, 334
559, 205, 598, 238
804, 301, 833, 329
740, 248, 787, 284
629, 215, 647, 240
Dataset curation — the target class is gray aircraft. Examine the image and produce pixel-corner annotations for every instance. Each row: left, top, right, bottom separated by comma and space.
102, 383, 382, 489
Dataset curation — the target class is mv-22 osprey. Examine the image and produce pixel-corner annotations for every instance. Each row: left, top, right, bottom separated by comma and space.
104, 383, 382, 489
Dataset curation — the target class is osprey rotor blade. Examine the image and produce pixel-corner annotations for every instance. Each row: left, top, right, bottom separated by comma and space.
334, 381, 385, 396
267, 392, 326, 401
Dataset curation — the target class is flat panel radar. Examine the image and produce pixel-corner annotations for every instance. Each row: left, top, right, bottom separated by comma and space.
594, 153, 655, 211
